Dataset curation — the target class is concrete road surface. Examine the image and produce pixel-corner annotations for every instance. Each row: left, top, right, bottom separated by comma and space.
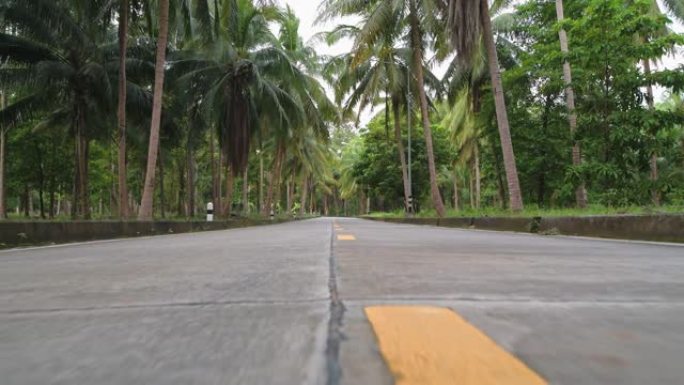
1, 217, 683, 384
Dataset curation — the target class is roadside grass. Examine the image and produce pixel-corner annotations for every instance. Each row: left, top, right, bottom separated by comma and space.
366, 204, 684, 218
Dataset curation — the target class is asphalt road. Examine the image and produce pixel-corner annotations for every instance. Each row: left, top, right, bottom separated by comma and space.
1, 217, 683, 384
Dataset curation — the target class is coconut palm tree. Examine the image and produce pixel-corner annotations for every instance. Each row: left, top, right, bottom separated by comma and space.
407, 0, 448, 216
118, 0, 130, 218
321, 18, 416, 212
441, 4, 518, 210
554, 0, 588, 208
440, 0, 524, 211
319, 0, 449, 216
441, 88, 482, 207
0, 91, 5, 218
169, 0, 331, 217
0, 0, 152, 219
139, 0, 170, 219
259, 5, 337, 216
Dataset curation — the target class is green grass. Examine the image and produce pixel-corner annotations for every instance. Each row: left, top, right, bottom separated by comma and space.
366, 204, 684, 219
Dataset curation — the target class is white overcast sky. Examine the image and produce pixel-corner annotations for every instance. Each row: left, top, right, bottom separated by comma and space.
280, 0, 684, 125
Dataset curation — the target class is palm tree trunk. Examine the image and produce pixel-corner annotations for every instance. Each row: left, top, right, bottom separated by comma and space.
469, 168, 475, 208
0, 92, 6, 219
556, 0, 588, 208
159, 147, 165, 218
71, 159, 78, 219
474, 143, 481, 208
263, 141, 284, 216
225, 165, 234, 217
242, 165, 249, 215
36, 143, 45, 219
259, 149, 264, 213
139, 0, 169, 219
210, 128, 217, 210
393, 98, 411, 213
299, 174, 308, 217
23, 185, 29, 217
643, 57, 660, 206
286, 177, 293, 213
216, 149, 223, 216
310, 184, 315, 214
409, 2, 446, 217
359, 189, 366, 215
49, 184, 55, 219
177, 160, 185, 216
480, 0, 523, 211
76, 110, 90, 219
118, 0, 129, 219
452, 169, 459, 210
187, 144, 196, 218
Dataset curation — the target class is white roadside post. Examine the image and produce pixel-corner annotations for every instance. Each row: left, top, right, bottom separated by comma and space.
206, 202, 214, 222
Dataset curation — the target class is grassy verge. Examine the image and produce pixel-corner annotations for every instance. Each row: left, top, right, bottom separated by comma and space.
366, 204, 684, 219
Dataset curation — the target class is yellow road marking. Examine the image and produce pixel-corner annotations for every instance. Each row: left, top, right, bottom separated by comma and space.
365, 306, 547, 385
337, 234, 356, 241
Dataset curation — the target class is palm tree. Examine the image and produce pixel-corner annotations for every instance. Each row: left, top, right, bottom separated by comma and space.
0, 0, 142, 219
321, 20, 417, 213
441, 88, 482, 208
319, 0, 448, 216
139, 0, 170, 219
555, 0, 588, 208
0, 91, 6, 218
259, 5, 336, 216
118, 0, 130, 218
441, 0, 524, 211
441, 5, 519, 210
170, 0, 329, 217
407, 0, 447, 217
284, 123, 334, 216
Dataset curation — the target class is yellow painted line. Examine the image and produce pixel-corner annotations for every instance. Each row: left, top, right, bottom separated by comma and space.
365, 306, 547, 385
337, 234, 356, 241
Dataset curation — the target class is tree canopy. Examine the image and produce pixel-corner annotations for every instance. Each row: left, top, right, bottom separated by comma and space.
0, 0, 682, 220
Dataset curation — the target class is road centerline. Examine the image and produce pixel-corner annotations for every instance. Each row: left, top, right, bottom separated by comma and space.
365, 305, 547, 385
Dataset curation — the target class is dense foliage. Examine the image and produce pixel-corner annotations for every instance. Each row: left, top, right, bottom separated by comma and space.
340, 0, 684, 213
0, 0, 682, 220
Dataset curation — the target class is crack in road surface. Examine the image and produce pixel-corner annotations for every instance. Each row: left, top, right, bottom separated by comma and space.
0, 298, 330, 316
326, 222, 346, 385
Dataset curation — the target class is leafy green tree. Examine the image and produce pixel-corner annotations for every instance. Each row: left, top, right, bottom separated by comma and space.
352, 112, 454, 212
512, 0, 684, 206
